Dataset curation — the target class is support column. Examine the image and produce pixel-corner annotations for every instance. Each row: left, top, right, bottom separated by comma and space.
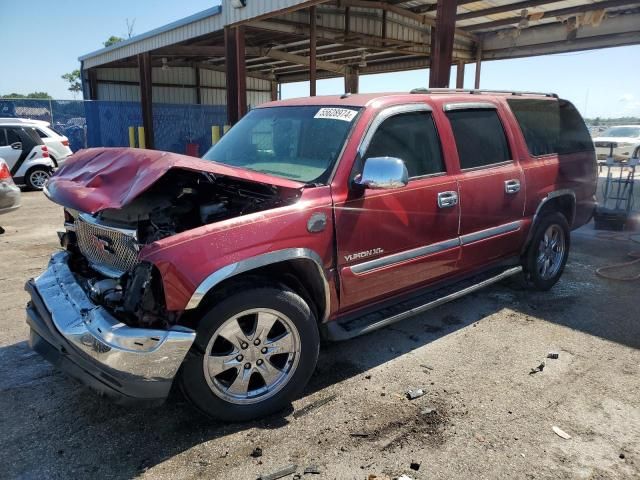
344, 67, 359, 94
88, 68, 98, 100
137, 52, 154, 149
309, 6, 317, 97
456, 60, 465, 89
195, 65, 202, 104
474, 39, 483, 89
270, 80, 279, 102
429, 0, 458, 88
225, 26, 247, 125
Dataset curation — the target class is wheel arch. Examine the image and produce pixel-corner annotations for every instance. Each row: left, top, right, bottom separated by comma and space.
185, 248, 331, 325
522, 189, 576, 254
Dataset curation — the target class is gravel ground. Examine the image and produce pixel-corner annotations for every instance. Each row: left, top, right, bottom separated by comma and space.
1, 192, 638, 480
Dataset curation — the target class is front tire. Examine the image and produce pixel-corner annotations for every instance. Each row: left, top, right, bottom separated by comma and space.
523, 212, 570, 291
180, 285, 319, 422
25, 167, 51, 190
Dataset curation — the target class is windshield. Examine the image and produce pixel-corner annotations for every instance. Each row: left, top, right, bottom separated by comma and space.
601, 126, 640, 138
202, 105, 360, 184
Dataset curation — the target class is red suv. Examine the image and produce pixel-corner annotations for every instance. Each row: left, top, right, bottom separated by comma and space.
25, 90, 596, 421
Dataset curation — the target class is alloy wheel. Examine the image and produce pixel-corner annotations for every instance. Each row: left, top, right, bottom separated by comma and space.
203, 308, 301, 405
536, 224, 565, 280
29, 170, 50, 189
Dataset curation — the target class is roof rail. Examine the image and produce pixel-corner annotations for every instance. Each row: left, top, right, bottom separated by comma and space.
410, 88, 558, 98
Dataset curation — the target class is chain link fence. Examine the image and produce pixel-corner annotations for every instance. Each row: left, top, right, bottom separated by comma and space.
0, 98, 227, 156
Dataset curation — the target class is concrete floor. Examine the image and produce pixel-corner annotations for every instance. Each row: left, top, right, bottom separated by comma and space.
1, 192, 639, 480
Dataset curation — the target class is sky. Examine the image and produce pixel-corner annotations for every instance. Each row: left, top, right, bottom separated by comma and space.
0, 0, 638, 119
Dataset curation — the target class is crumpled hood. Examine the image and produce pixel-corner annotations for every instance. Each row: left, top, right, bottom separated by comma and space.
45, 147, 304, 214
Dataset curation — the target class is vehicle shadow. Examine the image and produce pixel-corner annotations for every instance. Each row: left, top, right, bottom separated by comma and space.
1, 232, 637, 479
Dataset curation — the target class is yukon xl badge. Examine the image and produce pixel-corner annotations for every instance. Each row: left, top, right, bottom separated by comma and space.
344, 248, 384, 263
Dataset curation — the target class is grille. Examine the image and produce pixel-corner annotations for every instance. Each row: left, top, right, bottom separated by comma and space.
75, 214, 139, 277
595, 142, 616, 148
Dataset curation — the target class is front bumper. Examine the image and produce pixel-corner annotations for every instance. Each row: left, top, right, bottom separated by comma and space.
25, 251, 196, 405
0, 180, 21, 215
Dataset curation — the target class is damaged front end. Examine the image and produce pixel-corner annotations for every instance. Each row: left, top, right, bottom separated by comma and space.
25, 148, 304, 403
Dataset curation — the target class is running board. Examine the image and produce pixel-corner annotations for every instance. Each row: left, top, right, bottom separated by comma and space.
326, 266, 522, 341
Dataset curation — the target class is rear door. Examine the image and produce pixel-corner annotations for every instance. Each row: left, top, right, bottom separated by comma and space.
444, 102, 525, 268
0, 128, 23, 170
335, 104, 461, 311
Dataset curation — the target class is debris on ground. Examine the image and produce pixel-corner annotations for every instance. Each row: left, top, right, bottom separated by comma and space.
620, 453, 626, 459
410, 462, 420, 471
552, 426, 572, 440
406, 389, 425, 400
420, 364, 434, 371
547, 352, 559, 359
395, 475, 415, 480
529, 361, 545, 374
250, 447, 263, 458
293, 394, 337, 419
421, 408, 436, 415
365, 374, 372, 380
303, 465, 321, 474
350, 432, 369, 437
257, 464, 298, 480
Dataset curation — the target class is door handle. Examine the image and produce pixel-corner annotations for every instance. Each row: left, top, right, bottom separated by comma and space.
437, 191, 458, 208
504, 179, 521, 194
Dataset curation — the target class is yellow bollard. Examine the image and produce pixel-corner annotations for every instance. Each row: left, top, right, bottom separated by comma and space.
128, 126, 136, 148
211, 126, 221, 145
223, 124, 231, 135
138, 126, 145, 149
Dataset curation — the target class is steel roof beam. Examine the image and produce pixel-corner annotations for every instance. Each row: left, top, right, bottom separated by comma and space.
464, 0, 640, 32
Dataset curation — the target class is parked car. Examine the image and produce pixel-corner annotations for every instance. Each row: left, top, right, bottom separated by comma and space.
0, 157, 21, 219
0, 118, 73, 165
592, 124, 640, 161
0, 124, 54, 190
25, 90, 596, 421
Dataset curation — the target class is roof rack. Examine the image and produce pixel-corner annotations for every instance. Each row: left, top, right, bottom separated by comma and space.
410, 88, 558, 98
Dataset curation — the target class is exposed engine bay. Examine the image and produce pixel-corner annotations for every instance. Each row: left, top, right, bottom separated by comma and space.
60, 169, 301, 329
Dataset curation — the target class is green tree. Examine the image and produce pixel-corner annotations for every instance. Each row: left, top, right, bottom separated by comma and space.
1, 92, 52, 99
61, 70, 82, 98
103, 35, 124, 47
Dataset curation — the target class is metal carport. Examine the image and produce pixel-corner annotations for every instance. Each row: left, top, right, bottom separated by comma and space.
78, 0, 640, 149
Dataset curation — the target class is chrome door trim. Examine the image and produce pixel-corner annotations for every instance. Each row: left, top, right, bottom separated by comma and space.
186, 248, 331, 321
460, 220, 522, 245
444, 102, 497, 111
357, 103, 433, 158
350, 238, 460, 275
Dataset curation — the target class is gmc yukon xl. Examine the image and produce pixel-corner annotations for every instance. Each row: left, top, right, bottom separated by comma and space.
25, 90, 597, 421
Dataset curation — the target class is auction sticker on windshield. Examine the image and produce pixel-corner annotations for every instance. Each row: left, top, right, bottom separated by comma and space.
314, 107, 358, 122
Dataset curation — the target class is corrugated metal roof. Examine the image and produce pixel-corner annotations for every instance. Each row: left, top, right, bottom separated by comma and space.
80, 1, 316, 68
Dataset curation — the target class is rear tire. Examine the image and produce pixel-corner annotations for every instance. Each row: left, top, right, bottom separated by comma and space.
179, 285, 319, 422
523, 212, 570, 291
25, 167, 51, 190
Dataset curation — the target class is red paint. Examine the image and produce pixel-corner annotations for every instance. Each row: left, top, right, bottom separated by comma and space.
47, 93, 596, 320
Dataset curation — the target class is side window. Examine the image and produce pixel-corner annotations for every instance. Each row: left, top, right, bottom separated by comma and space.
446, 108, 511, 169
557, 100, 594, 154
364, 111, 445, 178
507, 99, 560, 156
0, 129, 7, 147
6, 128, 21, 145
36, 128, 49, 139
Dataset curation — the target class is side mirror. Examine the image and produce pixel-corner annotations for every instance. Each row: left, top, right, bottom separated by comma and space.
10, 142, 22, 150
354, 156, 409, 190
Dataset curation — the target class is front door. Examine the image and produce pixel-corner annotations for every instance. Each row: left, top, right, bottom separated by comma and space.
335, 104, 461, 311
0, 127, 23, 170
444, 103, 526, 268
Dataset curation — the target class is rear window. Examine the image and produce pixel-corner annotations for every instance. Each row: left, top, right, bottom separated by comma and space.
507, 98, 593, 156
446, 108, 511, 169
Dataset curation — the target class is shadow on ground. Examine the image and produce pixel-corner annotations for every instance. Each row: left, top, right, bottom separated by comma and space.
1, 231, 638, 478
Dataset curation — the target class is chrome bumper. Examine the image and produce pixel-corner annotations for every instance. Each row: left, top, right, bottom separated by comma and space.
25, 251, 196, 403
